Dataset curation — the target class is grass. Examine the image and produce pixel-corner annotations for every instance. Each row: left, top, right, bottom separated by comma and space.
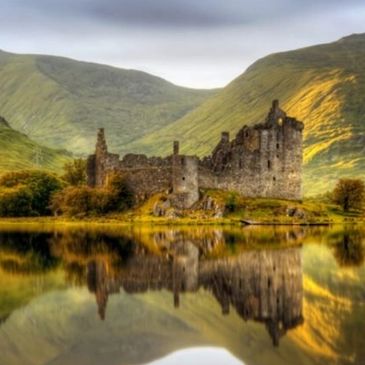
0, 50, 217, 155
0, 122, 72, 172
0, 190, 363, 226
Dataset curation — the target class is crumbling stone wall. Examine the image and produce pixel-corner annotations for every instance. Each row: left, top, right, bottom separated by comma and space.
199, 100, 303, 200
87, 100, 304, 204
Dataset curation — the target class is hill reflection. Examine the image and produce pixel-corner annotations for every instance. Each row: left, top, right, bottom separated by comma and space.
0, 225, 364, 348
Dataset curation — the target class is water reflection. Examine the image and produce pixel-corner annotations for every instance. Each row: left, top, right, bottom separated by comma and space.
331, 230, 364, 267
0, 225, 364, 365
0, 226, 307, 346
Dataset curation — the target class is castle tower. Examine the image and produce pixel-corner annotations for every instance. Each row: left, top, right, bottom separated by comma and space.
96, 128, 108, 156
171, 141, 199, 209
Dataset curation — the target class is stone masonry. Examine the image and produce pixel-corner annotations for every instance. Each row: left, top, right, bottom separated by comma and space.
87, 100, 304, 207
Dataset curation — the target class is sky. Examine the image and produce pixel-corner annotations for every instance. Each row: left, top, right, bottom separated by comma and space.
0, 0, 365, 88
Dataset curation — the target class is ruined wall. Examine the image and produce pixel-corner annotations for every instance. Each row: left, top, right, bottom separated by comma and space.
200, 100, 304, 200
87, 100, 303, 202
87, 129, 173, 202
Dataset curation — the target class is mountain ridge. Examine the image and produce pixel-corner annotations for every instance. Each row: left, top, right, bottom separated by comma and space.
0, 49, 217, 154
126, 33, 365, 195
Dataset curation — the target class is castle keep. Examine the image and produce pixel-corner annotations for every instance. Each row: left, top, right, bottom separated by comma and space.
87, 100, 304, 206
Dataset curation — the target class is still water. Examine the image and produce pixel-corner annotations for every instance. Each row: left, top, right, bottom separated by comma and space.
0, 224, 364, 365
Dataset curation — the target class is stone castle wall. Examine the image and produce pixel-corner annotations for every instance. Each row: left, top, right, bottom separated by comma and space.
87, 100, 304, 205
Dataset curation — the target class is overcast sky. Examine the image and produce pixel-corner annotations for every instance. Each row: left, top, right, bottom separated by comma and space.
0, 0, 364, 88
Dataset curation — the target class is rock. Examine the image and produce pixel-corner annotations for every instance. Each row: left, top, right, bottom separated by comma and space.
287, 207, 306, 219
153, 198, 171, 217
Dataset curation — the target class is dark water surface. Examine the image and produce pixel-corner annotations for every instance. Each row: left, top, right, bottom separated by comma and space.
0, 224, 364, 365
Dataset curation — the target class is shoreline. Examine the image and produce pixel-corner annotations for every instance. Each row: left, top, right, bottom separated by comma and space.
0, 216, 363, 227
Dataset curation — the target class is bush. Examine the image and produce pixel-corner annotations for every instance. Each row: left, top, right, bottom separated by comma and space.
106, 172, 135, 211
52, 186, 107, 217
0, 170, 63, 216
0, 187, 34, 217
225, 193, 238, 213
52, 172, 134, 217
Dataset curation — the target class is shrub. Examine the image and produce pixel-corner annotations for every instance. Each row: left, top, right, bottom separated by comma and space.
106, 172, 135, 211
51, 186, 107, 217
51, 173, 134, 217
225, 193, 238, 213
0, 170, 63, 216
0, 186, 34, 217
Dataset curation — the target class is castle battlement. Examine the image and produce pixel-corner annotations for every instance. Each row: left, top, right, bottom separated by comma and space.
87, 100, 304, 207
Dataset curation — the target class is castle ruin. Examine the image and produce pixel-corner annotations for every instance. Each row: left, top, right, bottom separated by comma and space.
87, 100, 304, 206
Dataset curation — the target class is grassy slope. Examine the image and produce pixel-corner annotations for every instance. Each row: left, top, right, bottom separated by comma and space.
0, 117, 72, 172
128, 34, 365, 196
0, 50, 217, 155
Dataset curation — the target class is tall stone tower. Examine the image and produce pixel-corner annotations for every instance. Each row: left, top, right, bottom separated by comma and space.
87, 128, 120, 187
171, 141, 199, 209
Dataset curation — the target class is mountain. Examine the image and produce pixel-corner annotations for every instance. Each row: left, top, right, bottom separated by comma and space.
0, 50, 217, 154
0, 116, 72, 172
128, 34, 365, 195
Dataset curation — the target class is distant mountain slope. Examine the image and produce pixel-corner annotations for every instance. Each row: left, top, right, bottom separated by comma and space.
0, 50, 217, 154
128, 34, 365, 195
0, 116, 72, 172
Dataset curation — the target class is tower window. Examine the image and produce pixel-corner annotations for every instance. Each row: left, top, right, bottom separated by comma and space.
268, 160, 271, 170
276, 143, 280, 149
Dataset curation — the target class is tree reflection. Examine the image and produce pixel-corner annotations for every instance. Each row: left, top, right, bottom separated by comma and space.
332, 231, 364, 268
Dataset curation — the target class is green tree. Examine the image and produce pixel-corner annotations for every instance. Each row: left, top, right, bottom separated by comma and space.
106, 172, 135, 211
0, 170, 63, 216
62, 159, 87, 186
332, 178, 365, 212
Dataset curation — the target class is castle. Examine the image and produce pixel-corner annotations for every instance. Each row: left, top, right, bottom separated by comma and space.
87, 100, 304, 206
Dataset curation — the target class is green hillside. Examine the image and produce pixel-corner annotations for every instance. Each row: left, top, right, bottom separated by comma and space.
0, 50, 216, 154
0, 116, 72, 172
128, 34, 365, 195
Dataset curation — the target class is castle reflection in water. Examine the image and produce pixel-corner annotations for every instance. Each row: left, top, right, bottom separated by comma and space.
61, 229, 304, 347
0, 227, 308, 346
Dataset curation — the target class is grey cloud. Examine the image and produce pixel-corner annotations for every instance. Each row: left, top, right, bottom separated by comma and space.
3, 0, 365, 28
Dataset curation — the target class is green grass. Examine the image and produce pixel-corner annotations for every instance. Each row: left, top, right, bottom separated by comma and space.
0, 121, 72, 172
127, 34, 365, 196
0, 50, 217, 155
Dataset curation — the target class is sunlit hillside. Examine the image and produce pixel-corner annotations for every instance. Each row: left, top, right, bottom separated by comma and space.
0, 117, 72, 172
0, 50, 217, 154
128, 34, 365, 195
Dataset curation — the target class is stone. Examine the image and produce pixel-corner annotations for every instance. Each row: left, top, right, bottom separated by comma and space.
86, 100, 304, 206
287, 207, 306, 219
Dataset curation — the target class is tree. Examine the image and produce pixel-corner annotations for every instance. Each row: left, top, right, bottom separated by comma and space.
62, 159, 87, 186
106, 172, 135, 211
0, 170, 63, 216
332, 178, 365, 212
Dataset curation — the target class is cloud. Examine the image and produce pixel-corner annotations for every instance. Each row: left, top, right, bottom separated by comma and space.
3, 0, 365, 28
0, 0, 365, 88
